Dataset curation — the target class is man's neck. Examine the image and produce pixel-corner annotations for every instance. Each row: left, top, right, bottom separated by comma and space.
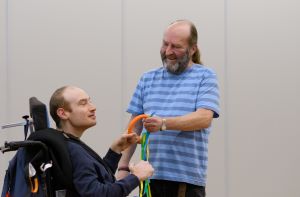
187, 61, 194, 67
57, 127, 84, 138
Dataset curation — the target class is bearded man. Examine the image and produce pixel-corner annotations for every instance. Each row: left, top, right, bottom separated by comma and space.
118, 20, 220, 197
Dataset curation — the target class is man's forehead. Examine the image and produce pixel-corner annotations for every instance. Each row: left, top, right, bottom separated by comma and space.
167, 22, 190, 34
63, 87, 89, 103
164, 23, 190, 42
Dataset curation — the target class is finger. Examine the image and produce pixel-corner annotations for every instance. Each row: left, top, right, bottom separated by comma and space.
122, 133, 135, 140
127, 135, 139, 144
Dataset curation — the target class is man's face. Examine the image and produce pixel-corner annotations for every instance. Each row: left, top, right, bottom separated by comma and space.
161, 47, 190, 75
62, 87, 96, 132
160, 24, 193, 75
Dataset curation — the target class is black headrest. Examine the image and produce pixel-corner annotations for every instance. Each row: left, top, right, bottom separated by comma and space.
29, 97, 49, 131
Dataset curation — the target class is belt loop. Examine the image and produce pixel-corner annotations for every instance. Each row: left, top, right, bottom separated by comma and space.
177, 183, 186, 197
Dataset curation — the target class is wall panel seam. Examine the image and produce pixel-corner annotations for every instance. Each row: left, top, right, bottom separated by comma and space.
224, 0, 229, 196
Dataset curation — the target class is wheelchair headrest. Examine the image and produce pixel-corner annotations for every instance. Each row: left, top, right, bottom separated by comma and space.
29, 97, 49, 131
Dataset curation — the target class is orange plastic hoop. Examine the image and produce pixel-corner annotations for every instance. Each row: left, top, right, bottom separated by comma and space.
127, 114, 149, 134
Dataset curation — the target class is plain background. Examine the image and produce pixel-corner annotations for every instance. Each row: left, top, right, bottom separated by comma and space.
1, 0, 299, 196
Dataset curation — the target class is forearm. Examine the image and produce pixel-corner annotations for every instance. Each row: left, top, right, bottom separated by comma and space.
116, 141, 138, 180
74, 172, 139, 197
165, 108, 214, 131
118, 143, 137, 167
103, 148, 122, 174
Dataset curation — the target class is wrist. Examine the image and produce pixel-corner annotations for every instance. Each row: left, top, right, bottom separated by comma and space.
118, 166, 130, 172
111, 147, 122, 154
160, 118, 167, 131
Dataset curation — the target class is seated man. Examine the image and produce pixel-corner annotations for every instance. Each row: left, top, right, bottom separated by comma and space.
49, 85, 154, 196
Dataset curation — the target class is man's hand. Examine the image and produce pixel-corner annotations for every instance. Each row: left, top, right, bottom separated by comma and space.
110, 132, 139, 154
143, 116, 163, 132
129, 161, 154, 181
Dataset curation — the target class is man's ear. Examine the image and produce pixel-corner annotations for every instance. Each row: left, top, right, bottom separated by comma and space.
57, 108, 68, 120
190, 44, 197, 56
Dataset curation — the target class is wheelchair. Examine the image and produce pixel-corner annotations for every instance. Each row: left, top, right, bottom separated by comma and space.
1, 98, 73, 197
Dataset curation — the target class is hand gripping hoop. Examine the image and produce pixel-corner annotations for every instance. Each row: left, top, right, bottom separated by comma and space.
127, 114, 149, 143
127, 114, 149, 134
127, 114, 152, 197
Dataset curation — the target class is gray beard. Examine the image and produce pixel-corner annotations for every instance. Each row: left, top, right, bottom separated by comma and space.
161, 50, 190, 75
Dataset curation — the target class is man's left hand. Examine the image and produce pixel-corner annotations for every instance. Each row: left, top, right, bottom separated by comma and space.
110, 133, 139, 154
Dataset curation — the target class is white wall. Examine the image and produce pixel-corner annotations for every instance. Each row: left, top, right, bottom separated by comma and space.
1, 0, 300, 197
226, 0, 300, 196
0, 0, 8, 180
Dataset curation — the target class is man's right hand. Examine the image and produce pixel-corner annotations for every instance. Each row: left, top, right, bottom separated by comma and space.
129, 161, 154, 181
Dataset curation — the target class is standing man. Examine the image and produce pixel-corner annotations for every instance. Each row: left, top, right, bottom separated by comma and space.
118, 20, 220, 197
49, 85, 154, 196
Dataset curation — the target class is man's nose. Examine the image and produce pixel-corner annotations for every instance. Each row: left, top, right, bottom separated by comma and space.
89, 102, 96, 111
165, 45, 172, 55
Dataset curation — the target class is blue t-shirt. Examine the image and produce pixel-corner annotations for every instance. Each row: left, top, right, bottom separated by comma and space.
127, 64, 220, 186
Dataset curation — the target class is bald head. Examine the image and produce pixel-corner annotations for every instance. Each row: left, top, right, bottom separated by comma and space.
164, 20, 202, 65
164, 21, 192, 44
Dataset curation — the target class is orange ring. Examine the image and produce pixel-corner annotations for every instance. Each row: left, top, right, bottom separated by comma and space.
128, 114, 149, 143
30, 177, 38, 193
127, 114, 149, 134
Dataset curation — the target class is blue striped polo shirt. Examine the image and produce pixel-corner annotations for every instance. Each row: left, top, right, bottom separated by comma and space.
127, 64, 220, 186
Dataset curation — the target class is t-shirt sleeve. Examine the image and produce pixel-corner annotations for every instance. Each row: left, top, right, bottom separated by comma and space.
127, 75, 145, 115
196, 69, 220, 118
